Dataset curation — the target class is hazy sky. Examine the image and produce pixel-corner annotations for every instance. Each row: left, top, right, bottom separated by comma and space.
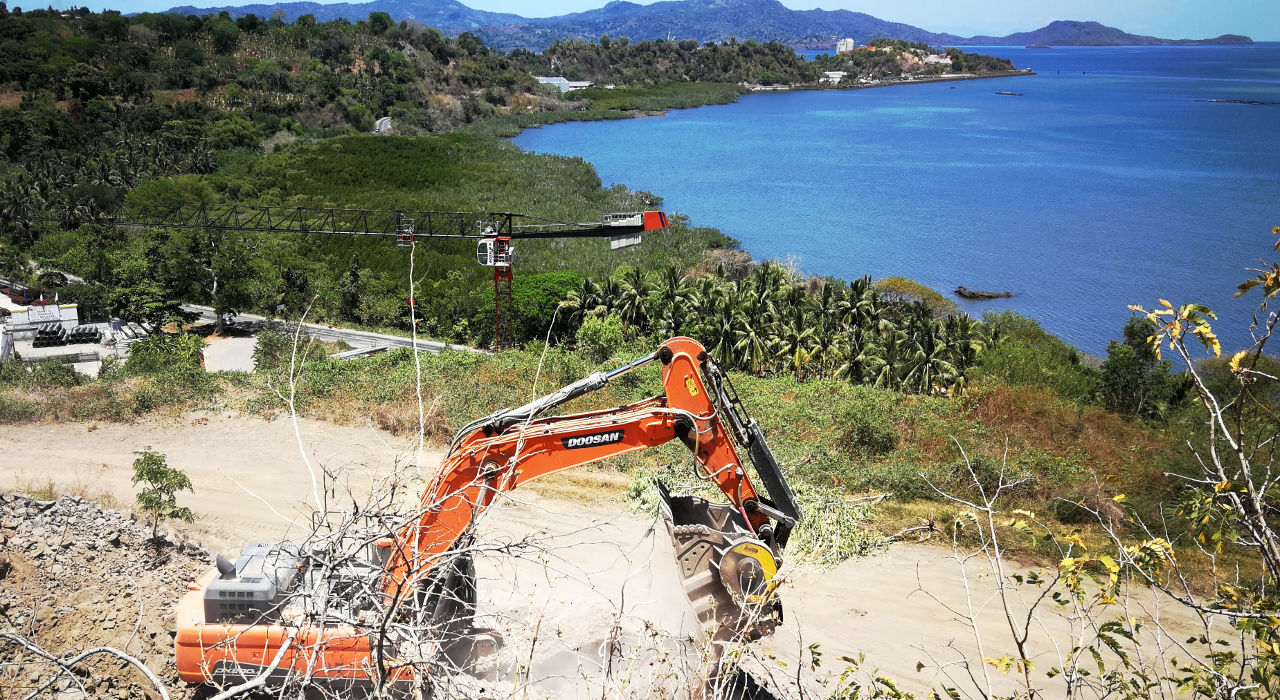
46, 0, 1279, 41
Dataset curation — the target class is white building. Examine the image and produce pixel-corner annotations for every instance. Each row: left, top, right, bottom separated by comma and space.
924, 54, 953, 66
5, 302, 79, 330
821, 71, 847, 85
536, 77, 594, 93
836, 38, 856, 53
536, 76, 571, 93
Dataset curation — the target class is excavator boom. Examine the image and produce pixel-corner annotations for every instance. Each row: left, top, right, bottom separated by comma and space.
175, 337, 801, 694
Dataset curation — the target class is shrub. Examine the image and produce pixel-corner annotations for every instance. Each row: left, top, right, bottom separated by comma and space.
28, 362, 85, 388
253, 328, 326, 371
131, 448, 195, 540
939, 454, 1034, 500
856, 461, 936, 502
576, 313, 626, 365
975, 311, 1098, 402
125, 333, 205, 375
839, 398, 898, 457
0, 361, 84, 389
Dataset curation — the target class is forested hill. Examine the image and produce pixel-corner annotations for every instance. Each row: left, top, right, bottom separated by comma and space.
156, 0, 1253, 51
960, 20, 1251, 48
0, 5, 1022, 351
165, 0, 522, 30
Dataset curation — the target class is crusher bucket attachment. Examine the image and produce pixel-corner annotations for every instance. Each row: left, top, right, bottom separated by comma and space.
656, 480, 784, 642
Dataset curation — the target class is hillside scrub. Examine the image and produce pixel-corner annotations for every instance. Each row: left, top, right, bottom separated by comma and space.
21, 131, 730, 346
512, 37, 818, 85
0, 327, 1200, 566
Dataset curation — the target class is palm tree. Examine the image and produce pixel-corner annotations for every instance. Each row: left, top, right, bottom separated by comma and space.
905, 322, 958, 394
705, 306, 741, 367
814, 280, 844, 333
750, 260, 790, 303
617, 268, 653, 330
597, 276, 624, 316
870, 324, 911, 391
652, 266, 696, 336
562, 277, 603, 326
734, 322, 770, 375
944, 314, 986, 373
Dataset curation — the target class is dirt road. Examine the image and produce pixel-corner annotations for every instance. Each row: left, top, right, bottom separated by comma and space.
3, 414, 1202, 698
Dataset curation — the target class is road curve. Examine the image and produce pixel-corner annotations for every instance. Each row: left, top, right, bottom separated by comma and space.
181, 304, 485, 355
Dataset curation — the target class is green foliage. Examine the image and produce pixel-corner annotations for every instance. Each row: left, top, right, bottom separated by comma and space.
626, 463, 882, 568
839, 391, 899, 457
975, 310, 1098, 402
125, 333, 205, 374
130, 448, 195, 539
472, 272, 582, 346
511, 38, 819, 85
253, 327, 327, 371
564, 82, 746, 111
1098, 322, 1180, 419
874, 277, 958, 316
566, 265, 981, 393
780, 483, 884, 567
944, 47, 1017, 74
575, 312, 627, 364
0, 360, 85, 389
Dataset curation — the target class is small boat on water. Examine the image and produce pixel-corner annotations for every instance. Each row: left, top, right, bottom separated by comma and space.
996, 91, 1023, 97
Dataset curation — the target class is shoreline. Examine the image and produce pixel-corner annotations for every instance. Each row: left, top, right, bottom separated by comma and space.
493, 70, 1034, 136
745, 68, 1034, 93
494, 70, 1036, 314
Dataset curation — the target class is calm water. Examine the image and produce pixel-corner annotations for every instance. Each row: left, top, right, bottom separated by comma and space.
514, 45, 1280, 354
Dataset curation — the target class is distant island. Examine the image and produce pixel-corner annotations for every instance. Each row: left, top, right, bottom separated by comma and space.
160, 0, 1255, 52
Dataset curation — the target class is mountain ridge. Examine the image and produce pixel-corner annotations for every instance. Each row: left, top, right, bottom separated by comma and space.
159, 0, 1254, 51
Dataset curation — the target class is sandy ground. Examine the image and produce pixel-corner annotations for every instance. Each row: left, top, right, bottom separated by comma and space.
2, 414, 1205, 698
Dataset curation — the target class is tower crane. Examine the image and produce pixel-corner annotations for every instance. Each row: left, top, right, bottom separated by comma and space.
34, 204, 670, 350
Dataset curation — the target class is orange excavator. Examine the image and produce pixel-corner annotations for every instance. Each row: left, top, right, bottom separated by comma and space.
174, 337, 803, 695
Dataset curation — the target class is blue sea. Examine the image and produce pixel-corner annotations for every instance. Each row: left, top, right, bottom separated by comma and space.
513, 45, 1280, 355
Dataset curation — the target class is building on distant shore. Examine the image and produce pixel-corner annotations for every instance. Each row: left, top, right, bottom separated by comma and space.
836, 37, 856, 53
536, 76, 594, 93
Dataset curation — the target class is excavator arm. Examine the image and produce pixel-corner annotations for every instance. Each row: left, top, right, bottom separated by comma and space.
175, 337, 801, 692
382, 337, 800, 600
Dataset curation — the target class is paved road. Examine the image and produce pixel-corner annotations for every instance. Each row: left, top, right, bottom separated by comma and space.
181, 305, 484, 355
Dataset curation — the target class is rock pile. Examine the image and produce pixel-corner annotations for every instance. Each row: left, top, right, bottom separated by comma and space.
0, 493, 211, 699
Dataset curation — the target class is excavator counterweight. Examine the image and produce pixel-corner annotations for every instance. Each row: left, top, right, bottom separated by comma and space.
175, 337, 801, 695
